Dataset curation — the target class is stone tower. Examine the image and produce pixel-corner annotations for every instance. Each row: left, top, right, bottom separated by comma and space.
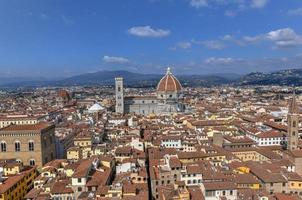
287, 91, 299, 151
115, 77, 124, 114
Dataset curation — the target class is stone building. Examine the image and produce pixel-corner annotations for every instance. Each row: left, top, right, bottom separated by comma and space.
287, 92, 299, 151
0, 122, 56, 168
115, 67, 186, 115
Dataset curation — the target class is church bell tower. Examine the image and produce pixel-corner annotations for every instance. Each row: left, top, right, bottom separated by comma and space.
115, 77, 124, 114
287, 91, 299, 151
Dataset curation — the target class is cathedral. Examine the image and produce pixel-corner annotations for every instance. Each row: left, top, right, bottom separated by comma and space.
115, 67, 186, 115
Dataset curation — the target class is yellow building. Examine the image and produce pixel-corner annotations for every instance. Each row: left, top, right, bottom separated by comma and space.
67, 146, 82, 160
231, 149, 270, 162
0, 163, 37, 200
288, 180, 302, 190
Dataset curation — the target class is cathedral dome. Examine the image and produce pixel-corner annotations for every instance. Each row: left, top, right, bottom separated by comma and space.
156, 67, 182, 93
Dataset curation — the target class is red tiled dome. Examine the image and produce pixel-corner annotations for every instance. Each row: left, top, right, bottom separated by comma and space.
57, 90, 70, 99
156, 68, 182, 92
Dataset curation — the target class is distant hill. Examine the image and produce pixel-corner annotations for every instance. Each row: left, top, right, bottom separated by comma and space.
59, 70, 234, 87
60, 70, 161, 86
2, 68, 302, 88
238, 69, 302, 86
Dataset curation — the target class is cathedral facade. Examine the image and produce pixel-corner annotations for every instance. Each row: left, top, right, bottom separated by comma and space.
115, 68, 186, 115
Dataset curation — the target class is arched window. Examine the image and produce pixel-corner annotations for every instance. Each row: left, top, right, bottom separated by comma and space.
1, 141, 6, 152
15, 141, 21, 152
29, 159, 35, 166
49, 136, 53, 144
293, 121, 297, 127
28, 141, 34, 151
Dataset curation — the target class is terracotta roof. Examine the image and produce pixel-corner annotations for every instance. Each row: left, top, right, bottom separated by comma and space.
51, 181, 74, 194
0, 166, 36, 194
0, 122, 52, 132
203, 181, 236, 191
57, 90, 70, 99
188, 186, 204, 200
72, 159, 92, 178
275, 193, 301, 200
156, 68, 182, 92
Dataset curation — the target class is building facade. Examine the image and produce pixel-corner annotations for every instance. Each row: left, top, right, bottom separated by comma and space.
0, 163, 37, 200
287, 92, 299, 151
115, 67, 186, 115
115, 77, 124, 114
0, 116, 39, 129
0, 122, 56, 168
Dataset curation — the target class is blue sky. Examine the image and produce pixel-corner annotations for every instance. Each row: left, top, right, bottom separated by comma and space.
0, 0, 302, 77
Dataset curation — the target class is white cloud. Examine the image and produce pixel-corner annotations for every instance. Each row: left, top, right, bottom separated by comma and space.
222, 35, 233, 41
190, 0, 208, 8
170, 41, 192, 50
288, 8, 302, 16
266, 28, 302, 48
177, 42, 192, 49
202, 40, 226, 49
40, 13, 49, 20
204, 57, 237, 64
61, 15, 74, 25
224, 10, 237, 17
103, 56, 130, 64
189, 0, 269, 10
237, 28, 302, 48
242, 35, 263, 43
250, 0, 269, 8
128, 26, 170, 38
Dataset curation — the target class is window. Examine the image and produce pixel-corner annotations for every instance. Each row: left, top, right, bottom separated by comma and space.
78, 187, 82, 192
293, 121, 297, 127
293, 131, 296, 136
78, 178, 82, 183
15, 141, 21, 152
28, 141, 34, 151
29, 159, 35, 166
0, 141, 6, 152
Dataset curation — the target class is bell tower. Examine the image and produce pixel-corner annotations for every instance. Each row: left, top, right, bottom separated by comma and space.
287, 91, 299, 151
115, 77, 124, 114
